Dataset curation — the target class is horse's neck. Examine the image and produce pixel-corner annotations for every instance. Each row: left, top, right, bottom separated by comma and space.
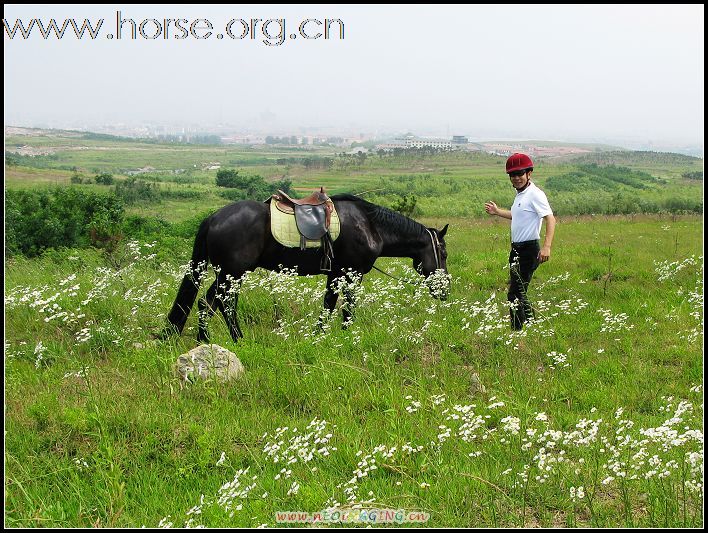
377, 223, 427, 258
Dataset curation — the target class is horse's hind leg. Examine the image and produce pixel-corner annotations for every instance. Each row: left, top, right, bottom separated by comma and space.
341, 277, 360, 329
318, 274, 340, 331
197, 281, 219, 343
216, 275, 244, 343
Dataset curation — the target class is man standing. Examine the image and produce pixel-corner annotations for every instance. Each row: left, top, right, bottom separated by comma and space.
484, 153, 556, 330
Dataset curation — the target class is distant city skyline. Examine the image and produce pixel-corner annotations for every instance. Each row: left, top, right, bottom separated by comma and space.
5, 119, 701, 156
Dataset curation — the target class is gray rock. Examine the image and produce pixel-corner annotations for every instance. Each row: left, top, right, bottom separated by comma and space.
469, 372, 486, 395
176, 344, 245, 383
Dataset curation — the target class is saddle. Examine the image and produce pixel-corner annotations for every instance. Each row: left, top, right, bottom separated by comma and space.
276, 188, 330, 207
271, 187, 336, 271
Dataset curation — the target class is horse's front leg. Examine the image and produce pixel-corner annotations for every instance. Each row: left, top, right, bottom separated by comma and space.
222, 294, 243, 342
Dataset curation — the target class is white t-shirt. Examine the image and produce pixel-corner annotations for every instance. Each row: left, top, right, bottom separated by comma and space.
510, 182, 553, 243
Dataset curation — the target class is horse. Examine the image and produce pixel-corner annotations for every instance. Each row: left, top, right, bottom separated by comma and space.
162, 193, 449, 343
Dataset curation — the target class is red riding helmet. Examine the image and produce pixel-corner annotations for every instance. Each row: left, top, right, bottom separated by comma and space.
506, 153, 534, 174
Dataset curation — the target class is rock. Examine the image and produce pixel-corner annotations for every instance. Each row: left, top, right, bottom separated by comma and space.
469, 372, 486, 395
175, 344, 245, 383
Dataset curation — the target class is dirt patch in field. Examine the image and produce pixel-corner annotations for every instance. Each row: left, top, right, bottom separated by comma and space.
7, 145, 58, 156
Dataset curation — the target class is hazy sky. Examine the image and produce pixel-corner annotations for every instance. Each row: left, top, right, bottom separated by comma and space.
4, 4, 704, 146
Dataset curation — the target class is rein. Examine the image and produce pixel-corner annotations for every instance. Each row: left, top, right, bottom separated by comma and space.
371, 264, 418, 286
372, 229, 442, 285
349, 193, 444, 285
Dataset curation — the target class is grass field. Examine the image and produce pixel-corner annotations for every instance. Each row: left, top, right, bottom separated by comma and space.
4, 133, 704, 527
4, 213, 703, 527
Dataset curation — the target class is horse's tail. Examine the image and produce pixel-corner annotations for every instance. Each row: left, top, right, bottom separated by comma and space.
165, 216, 210, 334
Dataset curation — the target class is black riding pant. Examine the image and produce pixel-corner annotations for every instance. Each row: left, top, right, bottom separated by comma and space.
508, 240, 540, 330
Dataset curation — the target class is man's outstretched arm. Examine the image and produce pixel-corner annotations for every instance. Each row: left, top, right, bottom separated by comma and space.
485, 201, 512, 220
539, 214, 556, 262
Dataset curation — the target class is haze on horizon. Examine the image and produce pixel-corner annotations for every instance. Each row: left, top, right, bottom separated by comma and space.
4, 4, 704, 149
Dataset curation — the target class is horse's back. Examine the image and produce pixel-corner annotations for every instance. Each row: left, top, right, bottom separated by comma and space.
204, 197, 382, 275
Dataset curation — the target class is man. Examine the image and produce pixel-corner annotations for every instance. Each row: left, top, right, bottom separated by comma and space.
484, 153, 556, 330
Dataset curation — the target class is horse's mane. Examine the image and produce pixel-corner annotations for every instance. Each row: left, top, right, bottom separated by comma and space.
331, 194, 426, 236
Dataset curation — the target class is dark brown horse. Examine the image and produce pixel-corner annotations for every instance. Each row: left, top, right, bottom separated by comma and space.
163, 194, 449, 343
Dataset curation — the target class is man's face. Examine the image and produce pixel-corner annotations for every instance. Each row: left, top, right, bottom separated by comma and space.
508, 170, 530, 190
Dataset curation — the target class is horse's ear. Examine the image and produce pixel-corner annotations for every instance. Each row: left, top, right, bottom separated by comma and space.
439, 224, 449, 238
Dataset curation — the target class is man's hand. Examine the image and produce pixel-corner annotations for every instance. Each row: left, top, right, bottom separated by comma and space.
484, 201, 498, 216
538, 245, 551, 263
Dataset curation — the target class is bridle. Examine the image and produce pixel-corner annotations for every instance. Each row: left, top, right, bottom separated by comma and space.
425, 228, 443, 271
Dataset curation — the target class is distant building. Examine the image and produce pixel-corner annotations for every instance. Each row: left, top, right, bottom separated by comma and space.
452, 135, 468, 144
405, 139, 452, 150
375, 142, 407, 151
375, 138, 453, 151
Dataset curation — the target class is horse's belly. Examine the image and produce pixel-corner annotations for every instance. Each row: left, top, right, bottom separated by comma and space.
261, 245, 327, 276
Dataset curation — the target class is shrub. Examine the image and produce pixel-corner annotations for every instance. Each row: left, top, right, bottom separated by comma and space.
215, 169, 242, 188
121, 215, 171, 239
391, 194, 421, 217
5, 187, 125, 257
216, 168, 290, 201
159, 189, 202, 200
218, 188, 248, 202
95, 173, 115, 185
682, 171, 703, 181
114, 177, 160, 204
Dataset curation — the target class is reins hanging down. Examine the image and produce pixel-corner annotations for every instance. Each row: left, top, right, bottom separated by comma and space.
372, 229, 441, 288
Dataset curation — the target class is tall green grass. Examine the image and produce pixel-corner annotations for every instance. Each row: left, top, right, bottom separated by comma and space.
5, 215, 702, 527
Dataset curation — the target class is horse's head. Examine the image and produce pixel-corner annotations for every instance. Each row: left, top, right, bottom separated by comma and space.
413, 224, 450, 300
